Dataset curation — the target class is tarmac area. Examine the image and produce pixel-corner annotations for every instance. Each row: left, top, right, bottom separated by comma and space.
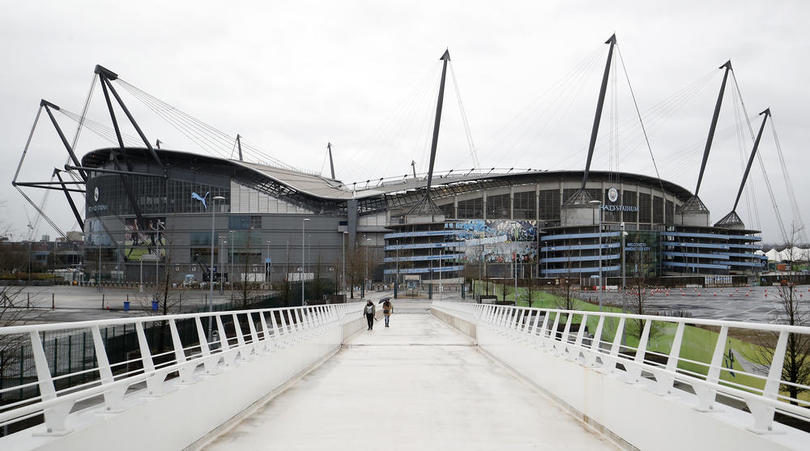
1, 285, 256, 323
589, 284, 810, 323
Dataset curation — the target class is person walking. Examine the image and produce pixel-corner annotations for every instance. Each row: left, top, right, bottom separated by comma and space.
364, 300, 375, 330
382, 298, 393, 327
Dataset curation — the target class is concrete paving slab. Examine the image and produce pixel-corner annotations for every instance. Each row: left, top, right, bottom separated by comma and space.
205, 314, 614, 450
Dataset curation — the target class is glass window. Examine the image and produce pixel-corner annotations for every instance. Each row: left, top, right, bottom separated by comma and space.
86, 174, 230, 216
665, 200, 674, 225
229, 216, 255, 230
190, 231, 211, 246
486, 194, 510, 219
653, 196, 664, 224
513, 191, 536, 220
639, 193, 651, 223
538, 190, 560, 221
457, 197, 482, 219
438, 202, 455, 218
623, 191, 637, 223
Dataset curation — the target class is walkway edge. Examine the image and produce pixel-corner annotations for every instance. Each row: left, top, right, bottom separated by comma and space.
188, 346, 342, 451
430, 306, 631, 450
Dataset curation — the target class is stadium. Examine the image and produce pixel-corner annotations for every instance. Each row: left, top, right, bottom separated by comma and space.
14, 43, 781, 297
76, 145, 763, 289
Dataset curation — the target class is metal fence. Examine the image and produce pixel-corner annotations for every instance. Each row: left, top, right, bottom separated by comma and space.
434, 301, 810, 433
0, 302, 363, 436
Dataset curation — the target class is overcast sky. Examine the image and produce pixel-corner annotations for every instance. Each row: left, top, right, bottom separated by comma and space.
1, 0, 808, 242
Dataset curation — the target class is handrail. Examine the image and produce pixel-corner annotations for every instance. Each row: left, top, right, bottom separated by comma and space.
0, 302, 365, 435
432, 301, 810, 433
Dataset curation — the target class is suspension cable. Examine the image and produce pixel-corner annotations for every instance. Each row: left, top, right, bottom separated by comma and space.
730, 71, 788, 241
449, 61, 480, 168
616, 44, 665, 195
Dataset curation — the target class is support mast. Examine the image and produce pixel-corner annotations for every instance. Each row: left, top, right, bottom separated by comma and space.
695, 61, 732, 196
734, 109, 770, 212
407, 49, 451, 215
327, 142, 336, 179
426, 49, 451, 195
580, 34, 617, 190
715, 108, 770, 228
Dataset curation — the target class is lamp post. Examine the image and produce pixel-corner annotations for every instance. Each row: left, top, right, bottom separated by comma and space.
229, 231, 234, 300
301, 218, 310, 306
208, 195, 226, 339
266, 240, 272, 285
620, 221, 626, 293
342, 231, 347, 296
363, 236, 371, 298
589, 199, 603, 311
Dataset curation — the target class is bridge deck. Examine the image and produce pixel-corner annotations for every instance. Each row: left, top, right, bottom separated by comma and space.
205, 312, 614, 450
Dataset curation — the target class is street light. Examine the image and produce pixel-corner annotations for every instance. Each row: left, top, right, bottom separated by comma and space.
342, 231, 348, 297
266, 240, 272, 285
302, 218, 310, 306
208, 195, 226, 339
363, 236, 371, 298
589, 199, 603, 311
228, 231, 235, 300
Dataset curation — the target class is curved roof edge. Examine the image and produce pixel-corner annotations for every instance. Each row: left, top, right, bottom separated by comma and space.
80, 148, 693, 203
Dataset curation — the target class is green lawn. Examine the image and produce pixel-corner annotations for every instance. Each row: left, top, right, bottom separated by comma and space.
469, 280, 797, 399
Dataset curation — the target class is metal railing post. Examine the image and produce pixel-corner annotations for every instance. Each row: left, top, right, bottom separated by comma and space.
695, 325, 728, 411
30, 331, 73, 434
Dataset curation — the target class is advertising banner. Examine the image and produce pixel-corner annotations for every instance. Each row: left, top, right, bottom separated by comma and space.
124, 217, 166, 261
449, 220, 538, 263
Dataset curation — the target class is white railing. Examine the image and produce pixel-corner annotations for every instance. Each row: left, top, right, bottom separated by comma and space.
433, 301, 810, 433
0, 302, 364, 436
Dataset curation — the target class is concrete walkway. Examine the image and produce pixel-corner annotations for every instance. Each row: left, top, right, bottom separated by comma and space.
205, 313, 614, 450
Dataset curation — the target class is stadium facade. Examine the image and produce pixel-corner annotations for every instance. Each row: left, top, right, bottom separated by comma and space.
80, 147, 764, 288
16, 43, 776, 293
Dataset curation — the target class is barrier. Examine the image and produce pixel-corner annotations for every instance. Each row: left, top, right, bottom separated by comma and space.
0, 302, 365, 450
432, 301, 810, 450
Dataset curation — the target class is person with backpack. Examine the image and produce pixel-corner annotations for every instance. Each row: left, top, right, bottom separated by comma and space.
382, 299, 393, 327
364, 300, 375, 330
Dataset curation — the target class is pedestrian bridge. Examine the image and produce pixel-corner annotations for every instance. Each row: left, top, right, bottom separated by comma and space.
1, 299, 809, 450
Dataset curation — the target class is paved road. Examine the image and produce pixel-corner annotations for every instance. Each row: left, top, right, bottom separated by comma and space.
587, 285, 810, 323
205, 314, 613, 450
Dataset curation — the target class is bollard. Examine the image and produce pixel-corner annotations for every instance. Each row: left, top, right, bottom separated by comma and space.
51, 293, 54, 309
27, 293, 30, 309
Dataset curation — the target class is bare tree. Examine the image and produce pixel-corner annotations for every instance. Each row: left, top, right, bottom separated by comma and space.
0, 286, 39, 382
346, 246, 365, 299
756, 226, 810, 404
623, 248, 660, 341
526, 274, 535, 308
552, 250, 576, 310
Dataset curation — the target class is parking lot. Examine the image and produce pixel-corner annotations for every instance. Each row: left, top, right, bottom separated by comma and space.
592, 285, 809, 323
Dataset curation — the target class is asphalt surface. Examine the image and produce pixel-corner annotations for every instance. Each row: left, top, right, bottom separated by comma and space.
2, 285, 266, 322
581, 285, 810, 323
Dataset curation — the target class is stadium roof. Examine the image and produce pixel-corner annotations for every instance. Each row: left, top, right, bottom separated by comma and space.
81, 148, 694, 202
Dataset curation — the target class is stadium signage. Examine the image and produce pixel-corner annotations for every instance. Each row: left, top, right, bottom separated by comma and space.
626, 242, 650, 251
607, 186, 619, 203
601, 204, 638, 212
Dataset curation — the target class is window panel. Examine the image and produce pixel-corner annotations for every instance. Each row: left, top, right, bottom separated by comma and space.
513, 191, 536, 220
486, 194, 510, 219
